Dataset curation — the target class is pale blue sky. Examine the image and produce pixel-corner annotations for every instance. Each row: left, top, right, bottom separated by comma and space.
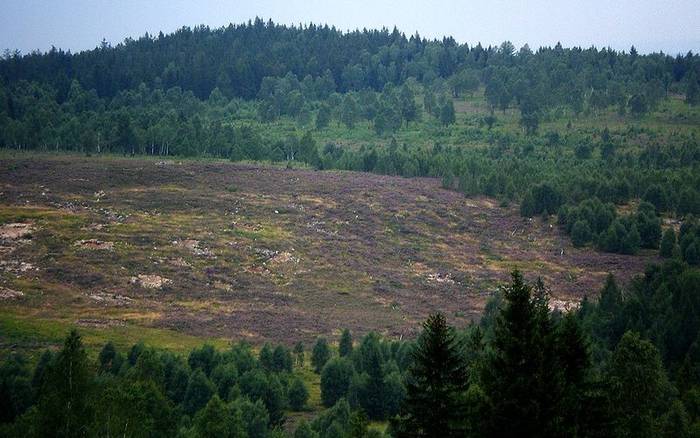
1, 0, 698, 55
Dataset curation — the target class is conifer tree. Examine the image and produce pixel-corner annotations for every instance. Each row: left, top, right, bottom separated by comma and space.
338, 329, 353, 357
395, 313, 468, 437
36, 330, 93, 437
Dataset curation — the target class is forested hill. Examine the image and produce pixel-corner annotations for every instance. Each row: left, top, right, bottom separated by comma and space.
1, 18, 698, 102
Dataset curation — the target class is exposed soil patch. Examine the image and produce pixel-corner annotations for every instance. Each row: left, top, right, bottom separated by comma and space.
130, 274, 172, 289
0, 260, 37, 274
0, 223, 33, 240
87, 291, 134, 306
75, 239, 114, 250
0, 287, 24, 299
174, 239, 213, 257
75, 318, 127, 328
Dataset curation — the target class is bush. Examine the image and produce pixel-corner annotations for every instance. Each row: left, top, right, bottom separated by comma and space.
184, 369, 215, 415
659, 229, 677, 258
321, 358, 355, 407
635, 203, 662, 249
643, 184, 670, 213
311, 338, 331, 373
288, 378, 309, 411
571, 220, 592, 247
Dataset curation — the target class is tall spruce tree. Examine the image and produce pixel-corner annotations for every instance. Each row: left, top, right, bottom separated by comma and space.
338, 329, 353, 357
482, 271, 569, 437
394, 313, 469, 438
36, 330, 93, 438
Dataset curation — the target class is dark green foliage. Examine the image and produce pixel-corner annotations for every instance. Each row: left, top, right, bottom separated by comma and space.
607, 332, 668, 437
598, 219, 641, 255
293, 342, 305, 367
481, 272, 591, 437
321, 358, 355, 407
643, 184, 670, 213
92, 379, 175, 437
187, 344, 219, 376
520, 183, 561, 217
193, 394, 246, 438
36, 330, 93, 437
128, 341, 146, 366
271, 345, 293, 373
338, 329, 353, 357
294, 420, 319, 438
288, 377, 309, 411
0, 331, 314, 438
211, 363, 238, 401
661, 400, 691, 438
236, 397, 270, 438
98, 341, 117, 373
239, 369, 287, 425
678, 189, 700, 217
0, 354, 32, 424
259, 343, 273, 371
184, 369, 215, 415
311, 337, 331, 373
439, 98, 456, 126
571, 220, 592, 247
660, 228, 677, 258
636, 202, 662, 249
395, 313, 468, 437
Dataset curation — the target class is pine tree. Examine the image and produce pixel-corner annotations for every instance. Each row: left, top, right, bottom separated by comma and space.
194, 394, 246, 438
293, 342, 305, 367
394, 313, 468, 437
607, 331, 668, 437
288, 377, 309, 411
36, 330, 93, 437
439, 99, 456, 126
660, 228, 677, 258
321, 358, 354, 407
482, 271, 567, 437
311, 338, 331, 373
338, 329, 353, 357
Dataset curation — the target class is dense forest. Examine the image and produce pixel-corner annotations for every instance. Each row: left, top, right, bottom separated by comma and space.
1, 20, 699, 260
1, 264, 699, 437
1, 19, 700, 437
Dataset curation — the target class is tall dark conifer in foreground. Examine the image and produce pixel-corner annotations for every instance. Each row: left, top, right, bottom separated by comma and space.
394, 313, 468, 438
482, 271, 589, 437
36, 329, 93, 438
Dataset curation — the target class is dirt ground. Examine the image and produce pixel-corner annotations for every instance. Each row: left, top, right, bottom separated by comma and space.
0, 156, 656, 344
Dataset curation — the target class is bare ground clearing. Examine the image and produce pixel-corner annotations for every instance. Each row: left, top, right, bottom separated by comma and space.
0, 156, 655, 344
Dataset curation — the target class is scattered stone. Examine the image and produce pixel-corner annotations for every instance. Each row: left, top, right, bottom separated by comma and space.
0, 287, 23, 299
94, 190, 106, 200
427, 272, 456, 284
170, 257, 191, 268
87, 291, 133, 306
269, 251, 299, 264
213, 281, 233, 292
0, 260, 37, 274
173, 239, 213, 257
245, 265, 269, 275
130, 274, 171, 289
549, 298, 579, 312
0, 223, 33, 240
82, 223, 106, 231
75, 239, 114, 250
254, 247, 278, 259
75, 318, 126, 328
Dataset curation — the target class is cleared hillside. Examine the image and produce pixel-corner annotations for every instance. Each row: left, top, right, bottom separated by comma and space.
0, 155, 655, 350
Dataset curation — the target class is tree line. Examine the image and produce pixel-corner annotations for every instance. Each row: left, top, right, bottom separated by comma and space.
2, 260, 698, 436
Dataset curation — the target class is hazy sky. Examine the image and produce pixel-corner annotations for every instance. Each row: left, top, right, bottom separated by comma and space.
1, 0, 698, 55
